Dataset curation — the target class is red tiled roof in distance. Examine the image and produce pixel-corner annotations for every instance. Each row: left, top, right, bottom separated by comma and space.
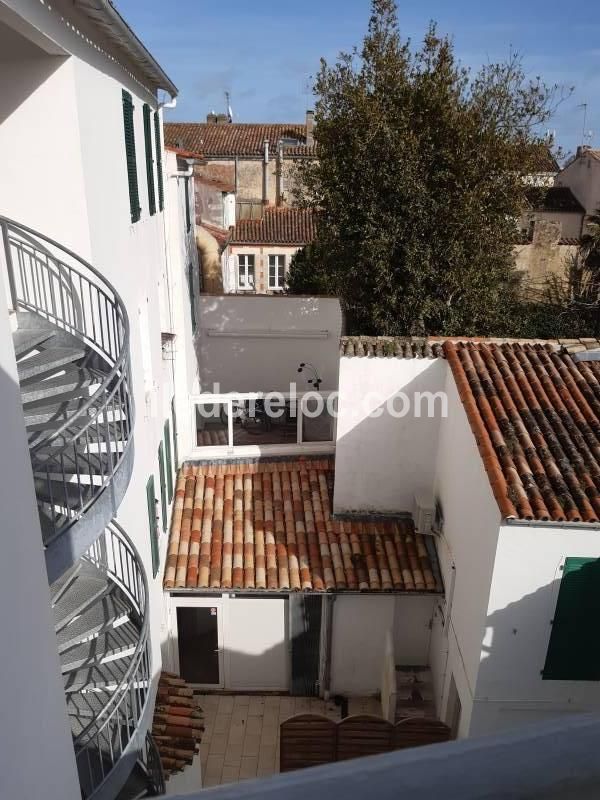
165, 145, 204, 160
230, 207, 315, 246
444, 340, 600, 524
164, 458, 442, 593
164, 122, 315, 158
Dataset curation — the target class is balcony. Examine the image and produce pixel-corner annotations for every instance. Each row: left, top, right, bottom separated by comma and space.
51, 522, 156, 800
1, 216, 134, 582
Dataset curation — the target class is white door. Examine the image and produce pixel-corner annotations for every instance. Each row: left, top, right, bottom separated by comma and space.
224, 597, 289, 691
172, 597, 224, 689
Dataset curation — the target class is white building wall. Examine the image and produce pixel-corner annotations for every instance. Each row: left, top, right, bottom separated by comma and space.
555, 153, 600, 215
333, 356, 446, 514
196, 295, 343, 394
430, 370, 501, 737
468, 522, 600, 736
0, 272, 80, 799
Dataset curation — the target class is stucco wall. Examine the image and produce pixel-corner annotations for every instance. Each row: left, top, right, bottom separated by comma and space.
430, 370, 501, 737
556, 153, 600, 214
196, 294, 343, 394
333, 356, 446, 514
468, 521, 600, 736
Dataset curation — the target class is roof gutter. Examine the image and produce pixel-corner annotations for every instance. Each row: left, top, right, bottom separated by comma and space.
74, 0, 178, 98
503, 517, 600, 531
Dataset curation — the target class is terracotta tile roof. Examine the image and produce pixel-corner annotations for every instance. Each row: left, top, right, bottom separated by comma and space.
340, 336, 600, 359
164, 122, 315, 158
165, 145, 204, 160
164, 458, 442, 593
199, 222, 231, 248
152, 672, 204, 779
445, 340, 600, 523
230, 207, 315, 245
587, 149, 600, 163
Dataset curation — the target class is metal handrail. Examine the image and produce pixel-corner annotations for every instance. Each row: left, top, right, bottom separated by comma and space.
143, 732, 167, 795
0, 216, 134, 545
77, 522, 151, 797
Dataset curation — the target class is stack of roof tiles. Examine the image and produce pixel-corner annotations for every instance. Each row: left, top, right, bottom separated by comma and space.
164, 458, 441, 593
152, 672, 204, 779
444, 340, 600, 523
230, 207, 315, 245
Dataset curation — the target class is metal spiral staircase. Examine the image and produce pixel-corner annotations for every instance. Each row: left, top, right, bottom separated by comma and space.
1, 218, 164, 799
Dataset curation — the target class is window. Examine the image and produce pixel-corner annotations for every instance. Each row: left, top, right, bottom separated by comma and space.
184, 177, 191, 232
142, 104, 156, 216
154, 111, 164, 211
146, 475, 159, 577
543, 557, 600, 680
268, 255, 286, 290
164, 418, 174, 502
238, 255, 255, 290
122, 90, 141, 223
187, 262, 197, 331
158, 442, 167, 533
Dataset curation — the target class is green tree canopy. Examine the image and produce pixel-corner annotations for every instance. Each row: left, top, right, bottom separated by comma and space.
287, 0, 568, 336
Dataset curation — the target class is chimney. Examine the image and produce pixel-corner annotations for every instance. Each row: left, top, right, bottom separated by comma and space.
206, 112, 217, 124
305, 109, 314, 147
216, 113, 230, 125
577, 145, 591, 159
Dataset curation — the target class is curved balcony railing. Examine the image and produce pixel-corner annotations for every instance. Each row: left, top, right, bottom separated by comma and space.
0, 217, 134, 574
78, 522, 151, 799
143, 732, 167, 795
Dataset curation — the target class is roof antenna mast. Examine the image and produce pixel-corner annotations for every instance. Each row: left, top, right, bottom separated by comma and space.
225, 91, 233, 123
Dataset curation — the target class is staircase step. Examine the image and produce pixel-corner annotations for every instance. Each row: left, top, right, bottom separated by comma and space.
49, 561, 82, 605
24, 398, 91, 428
60, 621, 139, 673
38, 508, 70, 545
63, 655, 130, 693
56, 593, 130, 652
17, 346, 87, 381
13, 327, 56, 357
20, 368, 102, 404
34, 475, 93, 509
115, 763, 151, 800
52, 561, 110, 631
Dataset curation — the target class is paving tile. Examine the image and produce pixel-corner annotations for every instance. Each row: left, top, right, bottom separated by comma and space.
234, 695, 251, 707
227, 722, 246, 746
248, 696, 266, 716
242, 733, 261, 757
201, 695, 220, 710
218, 695, 235, 715
209, 733, 228, 756
204, 754, 224, 779
213, 714, 232, 734
224, 744, 243, 767
245, 715, 263, 735
239, 756, 259, 780
260, 726, 278, 746
262, 707, 279, 727
279, 697, 295, 715
264, 695, 281, 709
204, 775, 222, 788
221, 765, 240, 784
295, 697, 311, 713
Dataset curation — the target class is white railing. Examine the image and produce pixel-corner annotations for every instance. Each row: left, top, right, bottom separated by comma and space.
190, 390, 337, 453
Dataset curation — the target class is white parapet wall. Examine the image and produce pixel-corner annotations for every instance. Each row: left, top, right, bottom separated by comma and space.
197, 294, 343, 393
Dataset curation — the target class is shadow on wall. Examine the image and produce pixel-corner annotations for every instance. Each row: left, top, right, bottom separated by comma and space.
195, 295, 343, 393
333, 359, 447, 514
0, 29, 66, 127
471, 558, 600, 737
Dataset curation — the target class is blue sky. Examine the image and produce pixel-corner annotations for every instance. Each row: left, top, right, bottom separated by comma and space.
119, 0, 599, 158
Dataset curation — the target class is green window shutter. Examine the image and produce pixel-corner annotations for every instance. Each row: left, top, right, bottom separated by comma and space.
543, 557, 600, 680
164, 419, 174, 502
143, 104, 156, 216
154, 111, 164, 212
122, 90, 141, 223
146, 475, 159, 577
171, 396, 179, 467
184, 177, 191, 232
158, 442, 167, 533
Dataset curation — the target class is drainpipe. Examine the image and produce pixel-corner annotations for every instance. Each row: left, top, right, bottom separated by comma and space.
322, 594, 335, 699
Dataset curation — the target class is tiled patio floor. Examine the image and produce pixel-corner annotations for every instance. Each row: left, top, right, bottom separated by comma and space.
198, 694, 382, 787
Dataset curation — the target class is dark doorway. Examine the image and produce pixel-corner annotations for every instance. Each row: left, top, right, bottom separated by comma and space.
177, 606, 220, 684
290, 595, 322, 696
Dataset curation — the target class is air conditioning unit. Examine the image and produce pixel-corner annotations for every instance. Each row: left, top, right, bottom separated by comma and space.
413, 491, 436, 535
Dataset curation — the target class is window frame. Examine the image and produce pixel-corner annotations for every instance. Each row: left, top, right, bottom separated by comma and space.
142, 103, 156, 216
122, 89, 141, 223
237, 254, 256, 291
268, 254, 286, 290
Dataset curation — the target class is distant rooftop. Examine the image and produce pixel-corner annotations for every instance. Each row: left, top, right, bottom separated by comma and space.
230, 207, 316, 246
164, 122, 315, 158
